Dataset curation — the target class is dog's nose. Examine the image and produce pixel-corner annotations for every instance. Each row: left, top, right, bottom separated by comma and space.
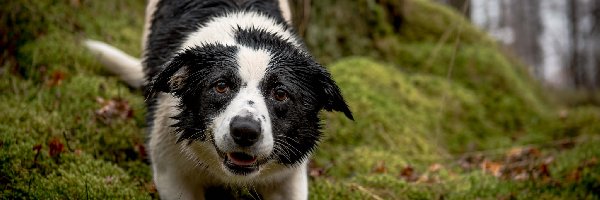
230, 116, 261, 147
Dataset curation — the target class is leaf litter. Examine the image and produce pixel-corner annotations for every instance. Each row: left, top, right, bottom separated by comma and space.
95, 97, 134, 124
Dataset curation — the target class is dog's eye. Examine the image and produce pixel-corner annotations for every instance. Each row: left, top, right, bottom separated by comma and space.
273, 89, 288, 101
214, 81, 229, 93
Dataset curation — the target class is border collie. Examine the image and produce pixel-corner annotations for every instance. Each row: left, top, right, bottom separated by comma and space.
85, 0, 352, 199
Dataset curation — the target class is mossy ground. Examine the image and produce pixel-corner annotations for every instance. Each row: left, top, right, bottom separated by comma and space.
2, 0, 599, 199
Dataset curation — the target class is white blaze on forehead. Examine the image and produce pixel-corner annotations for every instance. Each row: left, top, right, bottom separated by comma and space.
237, 46, 271, 83
180, 11, 299, 51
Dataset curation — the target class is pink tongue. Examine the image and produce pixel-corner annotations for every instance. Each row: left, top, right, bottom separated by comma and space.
228, 153, 257, 166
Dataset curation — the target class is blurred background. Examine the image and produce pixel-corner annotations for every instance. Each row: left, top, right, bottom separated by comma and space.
441, 0, 600, 91
1, 0, 599, 199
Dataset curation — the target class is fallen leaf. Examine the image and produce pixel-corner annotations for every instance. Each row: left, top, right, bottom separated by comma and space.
481, 160, 503, 177
557, 139, 575, 150
135, 143, 148, 160
567, 157, 599, 182
95, 97, 134, 123
372, 161, 387, 174
507, 147, 540, 162
146, 182, 158, 194
458, 153, 485, 170
32, 144, 43, 164
428, 163, 443, 172
105, 176, 115, 185
559, 109, 569, 120
513, 172, 529, 181
537, 163, 551, 180
48, 138, 64, 157
584, 157, 598, 167
399, 165, 419, 182
498, 193, 517, 200
47, 70, 66, 87
33, 144, 42, 152
567, 167, 582, 182
308, 160, 326, 177
70, 0, 80, 7
74, 149, 83, 156
309, 168, 324, 177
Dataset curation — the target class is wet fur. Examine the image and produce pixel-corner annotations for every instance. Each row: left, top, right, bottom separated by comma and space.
85, 0, 352, 199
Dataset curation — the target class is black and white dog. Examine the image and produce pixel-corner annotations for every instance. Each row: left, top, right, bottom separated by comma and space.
86, 0, 352, 199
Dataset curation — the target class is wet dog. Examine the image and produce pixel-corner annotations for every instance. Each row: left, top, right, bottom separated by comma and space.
85, 0, 352, 199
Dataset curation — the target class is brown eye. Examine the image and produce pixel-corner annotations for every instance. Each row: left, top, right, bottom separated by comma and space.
273, 89, 288, 101
215, 81, 229, 93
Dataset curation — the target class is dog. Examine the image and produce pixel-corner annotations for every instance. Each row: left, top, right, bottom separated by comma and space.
85, 0, 353, 199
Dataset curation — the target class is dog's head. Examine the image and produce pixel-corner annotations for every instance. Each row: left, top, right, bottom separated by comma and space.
149, 12, 352, 177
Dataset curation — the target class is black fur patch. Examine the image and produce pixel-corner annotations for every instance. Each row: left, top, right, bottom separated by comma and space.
152, 44, 241, 142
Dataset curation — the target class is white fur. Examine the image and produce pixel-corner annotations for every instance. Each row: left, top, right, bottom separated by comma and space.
84, 40, 144, 88
180, 12, 300, 51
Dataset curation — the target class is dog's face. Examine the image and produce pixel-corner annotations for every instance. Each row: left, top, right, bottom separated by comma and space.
150, 13, 352, 177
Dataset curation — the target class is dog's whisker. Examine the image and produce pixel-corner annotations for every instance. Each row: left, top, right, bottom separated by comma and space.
275, 138, 302, 156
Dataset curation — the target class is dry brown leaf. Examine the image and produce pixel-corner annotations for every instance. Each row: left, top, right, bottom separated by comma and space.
105, 176, 115, 185
481, 160, 503, 177
507, 147, 540, 162
559, 109, 569, 120
372, 161, 387, 174
399, 165, 419, 182
537, 163, 551, 180
428, 163, 443, 172
308, 160, 326, 177
584, 157, 598, 167
146, 182, 158, 194
47, 70, 66, 87
567, 167, 582, 182
70, 0, 80, 7
48, 138, 64, 157
458, 153, 485, 170
135, 143, 148, 160
74, 149, 83, 156
95, 97, 134, 123
32, 144, 42, 152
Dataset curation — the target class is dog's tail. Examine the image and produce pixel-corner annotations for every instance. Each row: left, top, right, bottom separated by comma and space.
84, 40, 145, 89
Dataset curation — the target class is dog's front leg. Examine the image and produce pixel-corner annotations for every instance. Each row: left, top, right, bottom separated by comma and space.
153, 166, 207, 200
258, 163, 308, 200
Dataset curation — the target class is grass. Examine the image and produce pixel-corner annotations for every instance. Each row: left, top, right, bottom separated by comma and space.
1, 0, 599, 199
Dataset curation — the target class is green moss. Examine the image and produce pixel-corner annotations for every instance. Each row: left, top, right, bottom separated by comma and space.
302, 0, 552, 153
0, 133, 150, 199
1, 1, 149, 197
311, 57, 600, 199
301, 0, 494, 64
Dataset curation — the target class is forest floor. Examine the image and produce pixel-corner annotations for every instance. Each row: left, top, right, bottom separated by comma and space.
1, 0, 599, 199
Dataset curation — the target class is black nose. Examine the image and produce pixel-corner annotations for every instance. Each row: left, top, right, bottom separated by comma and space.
230, 116, 261, 147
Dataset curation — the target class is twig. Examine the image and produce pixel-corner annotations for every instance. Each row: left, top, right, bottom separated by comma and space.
350, 183, 384, 200
62, 130, 74, 152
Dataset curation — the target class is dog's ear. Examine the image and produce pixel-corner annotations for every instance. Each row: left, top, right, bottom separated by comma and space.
150, 58, 189, 95
317, 67, 354, 120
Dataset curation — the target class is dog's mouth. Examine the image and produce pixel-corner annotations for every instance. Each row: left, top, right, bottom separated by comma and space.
223, 152, 259, 175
